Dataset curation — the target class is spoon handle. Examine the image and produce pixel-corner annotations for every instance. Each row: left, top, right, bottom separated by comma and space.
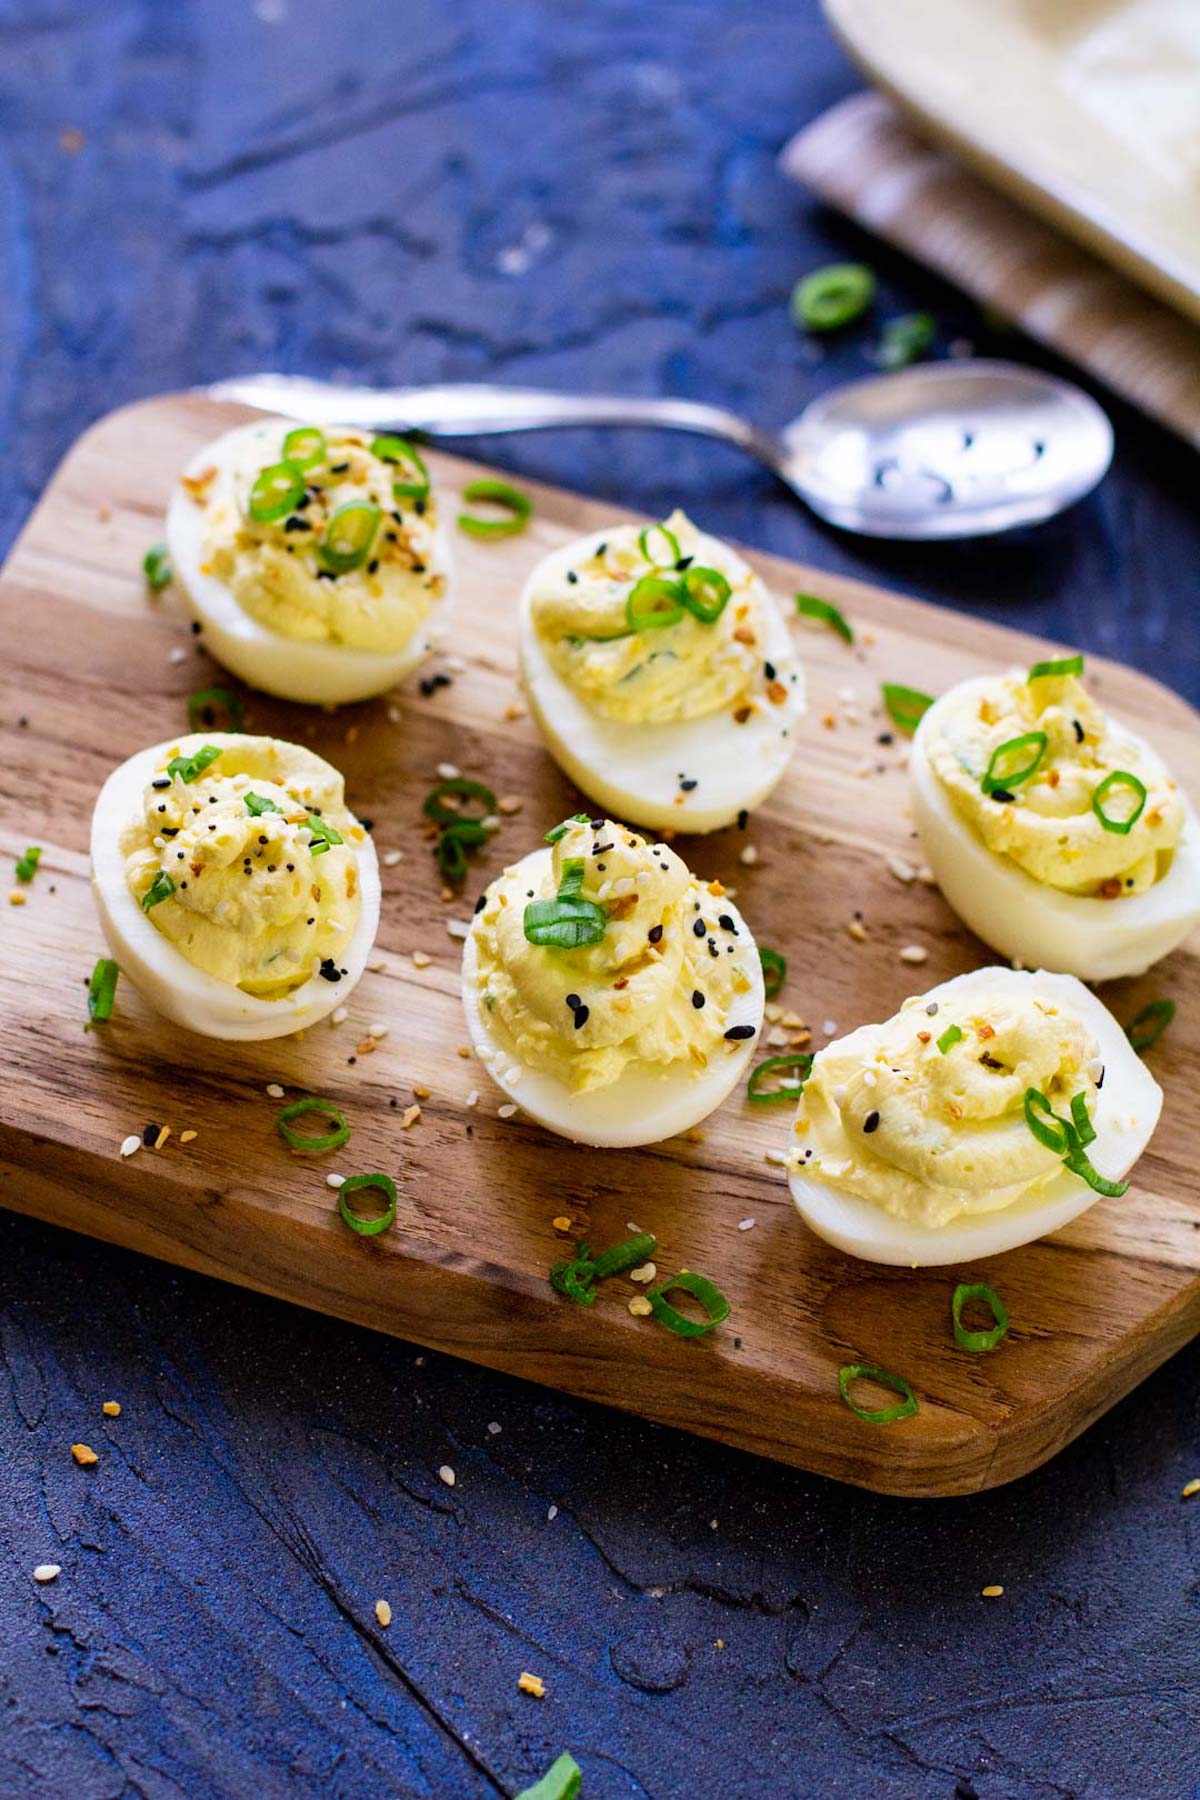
206, 373, 782, 470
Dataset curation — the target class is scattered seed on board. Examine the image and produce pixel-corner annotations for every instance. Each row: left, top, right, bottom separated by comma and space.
446, 919, 470, 939
739, 844, 758, 866
368, 1023, 388, 1040
375, 1599, 392, 1628
436, 761, 460, 780
547, 1505, 558, 1521
180, 1129, 198, 1144
384, 850, 403, 867
438, 1464, 456, 1487
899, 944, 929, 964
412, 951, 431, 968
33, 1565, 61, 1584
326, 1173, 345, 1190
401, 1104, 421, 1129
487, 1421, 502, 1436
629, 1262, 656, 1284
466, 1090, 479, 1108
266, 1083, 284, 1099
628, 1295, 652, 1317
497, 1103, 518, 1119
119, 1134, 141, 1158
738, 1218, 756, 1231
331, 1005, 349, 1025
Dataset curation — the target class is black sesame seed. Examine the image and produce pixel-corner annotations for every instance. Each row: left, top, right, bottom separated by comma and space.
764, 661, 776, 681
925, 1002, 939, 1016
863, 1110, 880, 1133
693, 918, 707, 937
724, 1025, 755, 1041
573, 1004, 589, 1029
648, 924, 663, 944
284, 516, 311, 533
679, 778, 698, 792
566, 571, 578, 584
318, 958, 342, 982
1073, 719, 1084, 743
412, 561, 425, 574
990, 787, 1016, 804
737, 809, 749, 830
142, 1123, 159, 1147
718, 913, 737, 933
692, 990, 705, 1009
329, 460, 350, 473
708, 940, 719, 957
367, 559, 379, 575
1096, 1066, 1105, 1089
876, 731, 894, 746
474, 894, 486, 914
565, 993, 581, 1010
152, 777, 171, 790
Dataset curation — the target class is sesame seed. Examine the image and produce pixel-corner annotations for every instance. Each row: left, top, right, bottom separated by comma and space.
384, 849, 403, 867
1182, 1478, 1200, 1499
436, 762, 460, 780
497, 1103, 518, 1119
326, 1173, 346, 1189
629, 1262, 656, 1283
487, 1421, 502, 1435
447, 919, 470, 939
119, 1134, 141, 1158
33, 1564, 61, 1583
899, 944, 928, 964
266, 1083, 284, 1099
739, 844, 758, 866
375, 1599, 392, 1628
331, 1005, 349, 1024
438, 1464, 456, 1487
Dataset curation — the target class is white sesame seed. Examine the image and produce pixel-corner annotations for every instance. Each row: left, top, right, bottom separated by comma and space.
368, 958, 387, 973
412, 951, 431, 968
120, 1135, 141, 1158
444, 655, 467, 674
33, 1564, 61, 1583
368, 1023, 388, 1039
497, 1103, 518, 1119
473, 1042, 491, 1059
436, 762, 460, 780
266, 1083, 284, 1099
331, 1005, 349, 1025
168, 646, 188, 665
438, 1464, 456, 1487
739, 844, 758, 866
327, 1173, 346, 1189
446, 919, 470, 939
887, 855, 916, 884
916, 865, 936, 885
387, 705, 401, 724
737, 1217, 756, 1231
383, 850, 403, 867
823, 1020, 838, 1037
899, 944, 928, 964
487, 1421, 502, 1435
466, 1090, 479, 1108
764, 1148, 789, 1167
547, 1505, 558, 1521
629, 1262, 656, 1284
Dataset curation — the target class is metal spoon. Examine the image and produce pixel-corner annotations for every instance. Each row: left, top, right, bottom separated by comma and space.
208, 360, 1113, 540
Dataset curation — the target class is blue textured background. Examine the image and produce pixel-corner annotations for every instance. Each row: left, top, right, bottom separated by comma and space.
2, 4, 1199, 1796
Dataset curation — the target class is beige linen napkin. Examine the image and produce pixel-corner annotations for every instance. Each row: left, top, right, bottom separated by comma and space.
781, 92, 1200, 448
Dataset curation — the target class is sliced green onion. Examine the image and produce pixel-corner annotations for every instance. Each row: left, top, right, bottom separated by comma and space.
143, 543, 173, 590
1023, 1087, 1071, 1155
795, 592, 853, 644
747, 1052, 812, 1104
625, 574, 685, 632
881, 682, 933, 733
638, 522, 682, 567
557, 857, 586, 899
306, 815, 344, 856
545, 813, 591, 845
551, 1232, 658, 1306
515, 1752, 583, 1800
1070, 1090, 1096, 1148
646, 1271, 730, 1338
457, 478, 532, 539
1028, 653, 1084, 681
837, 1363, 918, 1423
281, 426, 327, 471
141, 871, 175, 913
14, 845, 41, 883
245, 792, 282, 817
680, 565, 732, 624
437, 819, 489, 881
187, 685, 245, 733
878, 310, 936, 370
87, 957, 119, 1023
759, 947, 786, 1000
951, 1283, 1009, 1353
165, 745, 222, 784
1091, 769, 1147, 836
372, 435, 430, 501
277, 1096, 350, 1154
523, 894, 607, 950
1063, 1146, 1129, 1198
423, 777, 497, 828
319, 499, 381, 574
791, 262, 875, 332
1126, 998, 1175, 1055
981, 730, 1047, 796
338, 1172, 397, 1237
937, 1023, 964, 1054
248, 460, 306, 523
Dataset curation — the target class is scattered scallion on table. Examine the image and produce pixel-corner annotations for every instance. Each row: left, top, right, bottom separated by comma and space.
188, 685, 245, 733
457, 478, 532, 538
646, 1271, 730, 1338
515, 1752, 583, 1800
877, 310, 936, 370
746, 1051, 812, 1104
86, 957, 119, 1024
837, 1363, 918, 1423
277, 1097, 350, 1154
795, 593, 853, 644
551, 1233, 658, 1306
880, 682, 933, 734
758, 947, 786, 1000
142, 543, 173, 590
338, 1172, 397, 1237
951, 1283, 1009, 1353
791, 262, 875, 333
1126, 998, 1175, 1055
14, 845, 41, 883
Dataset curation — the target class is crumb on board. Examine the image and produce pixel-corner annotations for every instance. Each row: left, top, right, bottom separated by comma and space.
517, 1672, 545, 1697
102, 1401, 120, 1417
375, 1599, 392, 1628
71, 1444, 98, 1467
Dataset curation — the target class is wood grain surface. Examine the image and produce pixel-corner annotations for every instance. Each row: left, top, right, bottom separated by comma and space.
1, 392, 1196, 1498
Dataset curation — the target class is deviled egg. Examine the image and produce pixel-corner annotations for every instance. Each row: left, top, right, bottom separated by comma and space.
461, 815, 765, 1145
787, 966, 1162, 1266
91, 732, 380, 1039
166, 418, 451, 704
518, 511, 804, 833
912, 658, 1200, 979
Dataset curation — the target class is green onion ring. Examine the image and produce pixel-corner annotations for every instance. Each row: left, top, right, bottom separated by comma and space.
14, 845, 41, 882
791, 262, 875, 332
981, 730, 1048, 796
1070, 1090, 1096, 1147
523, 895, 608, 949
758, 947, 786, 1000
1062, 1147, 1129, 1197
646, 1271, 730, 1338
1023, 1087, 1071, 1155
545, 813, 591, 845
514, 1751, 583, 1800
142, 543, 173, 590
281, 426, 327, 471
1024, 1087, 1128, 1197
747, 1052, 812, 1104
436, 819, 489, 882
248, 460, 306, 523
277, 1097, 350, 1154
557, 856, 586, 900
187, 685, 245, 733
140, 871, 175, 913
680, 565, 732, 624
625, 574, 685, 632
371, 434, 430, 501
338, 1172, 397, 1237
319, 499, 381, 574
880, 682, 933, 734
245, 792, 282, 818
423, 776, 497, 828
951, 1283, 1009, 1353
795, 593, 853, 643
551, 1232, 658, 1307
837, 1363, 918, 1423
166, 744, 222, 784
1126, 998, 1175, 1054
87, 957, 119, 1023
457, 478, 532, 538
638, 522, 682, 567
878, 310, 936, 371
1028, 653, 1084, 681
1091, 769, 1147, 836
937, 1023, 964, 1054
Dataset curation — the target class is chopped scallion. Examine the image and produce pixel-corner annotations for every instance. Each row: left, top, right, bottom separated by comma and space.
837, 1363, 917, 1423
14, 845, 41, 883
187, 685, 245, 733
281, 426, 327, 470
625, 574, 685, 633
165, 745, 222, 784
937, 1023, 963, 1054
646, 1270, 730, 1338
878, 310, 935, 370
457, 478, 532, 538
1091, 769, 1147, 835
514, 1752, 583, 1800
142, 543, 173, 590
551, 1232, 658, 1306
372, 435, 430, 501
141, 871, 175, 913
951, 1283, 1009, 1353
277, 1097, 350, 1154
423, 777, 497, 828
87, 957, 119, 1023
319, 499, 381, 574
795, 593, 853, 644
638, 522, 682, 567
245, 792, 282, 817
306, 815, 344, 856
1028, 652, 1083, 681
880, 682, 933, 734
791, 262, 875, 332
338, 1172, 397, 1237
248, 460, 306, 523
981, 730, 1047, 797
747, 1051, 812, 1104
680, 565, 732, 624
758, 947, 786, 1000
545, 814, 591, 845
1126, 998, 1175, 1055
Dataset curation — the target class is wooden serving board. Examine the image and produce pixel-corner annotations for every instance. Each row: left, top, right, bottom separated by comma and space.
2, 393, 1198, 1498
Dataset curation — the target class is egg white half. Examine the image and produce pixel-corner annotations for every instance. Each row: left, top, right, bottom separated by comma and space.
461, 847, 765, 1146
518, 528, 804, 834
911, 679, 1200, 981
91, 733, 381, 1041
166, 420, 452, 706
788, 966, 1162, 1266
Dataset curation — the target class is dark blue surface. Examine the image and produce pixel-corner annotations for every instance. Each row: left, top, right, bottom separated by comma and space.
1, 5, 1198, 1796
